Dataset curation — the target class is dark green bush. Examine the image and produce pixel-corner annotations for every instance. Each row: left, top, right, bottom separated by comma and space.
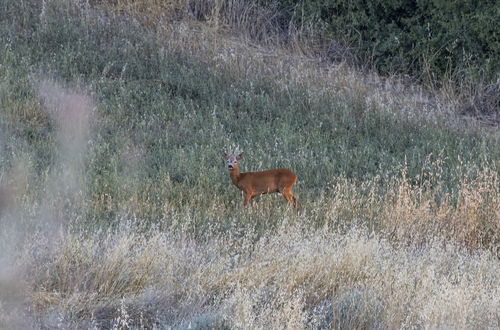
264, 0, 499, 84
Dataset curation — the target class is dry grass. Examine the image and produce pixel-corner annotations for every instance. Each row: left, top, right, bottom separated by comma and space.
1, 219, 498, 328
318, 165, 499, 253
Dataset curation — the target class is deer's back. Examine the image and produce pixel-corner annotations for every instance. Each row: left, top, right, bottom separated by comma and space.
239, 168, 296, 193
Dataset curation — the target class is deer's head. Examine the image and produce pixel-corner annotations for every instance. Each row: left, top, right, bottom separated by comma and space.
222, 152, 243, 171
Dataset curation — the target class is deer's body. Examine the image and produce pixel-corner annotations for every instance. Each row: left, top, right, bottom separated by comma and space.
223, 152, 297, 207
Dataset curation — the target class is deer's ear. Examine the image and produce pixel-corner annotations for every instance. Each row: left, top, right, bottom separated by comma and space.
222, 152, 229, 160
236, 152, 243, 161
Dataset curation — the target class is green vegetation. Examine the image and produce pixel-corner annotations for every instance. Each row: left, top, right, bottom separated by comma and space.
266, 0, 499, 83
263, 0, 500, 119
0, 0, 498, 328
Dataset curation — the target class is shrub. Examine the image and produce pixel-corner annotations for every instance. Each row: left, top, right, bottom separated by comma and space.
265, 0, 499, 85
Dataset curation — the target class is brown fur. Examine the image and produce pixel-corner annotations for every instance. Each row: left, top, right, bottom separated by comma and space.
223, 153, 298, 207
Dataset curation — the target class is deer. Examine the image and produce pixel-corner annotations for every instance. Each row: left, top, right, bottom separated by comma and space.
222, 152, 298, 208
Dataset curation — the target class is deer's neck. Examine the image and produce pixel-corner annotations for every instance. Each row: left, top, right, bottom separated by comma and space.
229, 167, 241, 186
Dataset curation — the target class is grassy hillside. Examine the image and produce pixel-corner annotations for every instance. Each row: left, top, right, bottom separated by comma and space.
0, 0, 499, 328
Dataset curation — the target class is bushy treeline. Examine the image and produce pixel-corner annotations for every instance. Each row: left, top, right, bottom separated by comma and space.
264, 0, 498, 84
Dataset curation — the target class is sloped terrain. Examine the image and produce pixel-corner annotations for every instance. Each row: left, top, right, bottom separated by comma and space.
0, 0, 498, 328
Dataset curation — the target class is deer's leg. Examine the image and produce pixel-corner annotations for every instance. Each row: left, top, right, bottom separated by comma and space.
250, 194, 258, 206
243, 191, 253, 207
243, 191, 259, 207
282, 187, 297, 208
